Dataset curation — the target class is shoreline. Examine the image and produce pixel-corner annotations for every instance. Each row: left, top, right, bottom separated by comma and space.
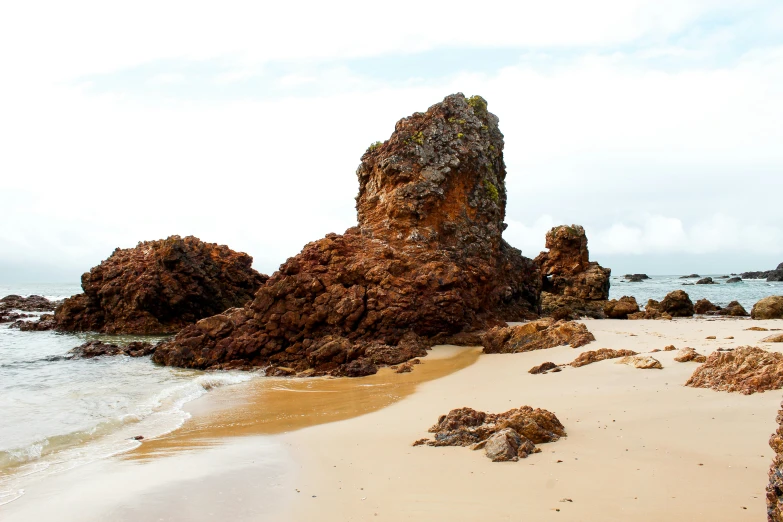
1, 318, 782, 520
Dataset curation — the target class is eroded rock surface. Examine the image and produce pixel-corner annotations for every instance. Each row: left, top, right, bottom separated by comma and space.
603, 296, 640, 319
674, 347, 707, 363
768, 401, 783, 521
695, 299, 720, 315
540, 293, 605, 320
717, 301, 749, 317
685, 346, 783, 394
10, 314, 56, 331
68, 341, 156, 358
570, 348, 637, 368
1, 295, 59, 313
55, 236, 267, 335
414, 406, 565, 462
753, 296, 783, 320
616, 355, 662, 369
153, 95, 542, 376
529, 361, 558, 374
482, 318, 595, 354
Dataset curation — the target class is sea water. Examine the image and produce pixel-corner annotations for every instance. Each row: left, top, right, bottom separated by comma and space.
0, 283, 260, 506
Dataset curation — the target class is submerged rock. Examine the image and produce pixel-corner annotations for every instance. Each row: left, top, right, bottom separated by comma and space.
685, 346, 783, 394
752, 296, 783, 320
623, 273, 649, 282
55, 236, 267, 335
0, 295, 59, 313
570, 348, 638, 368
535, 225, 610, 301
68, 340, 156, 358
415, 406, 565, 462
9, 314, 57, 331
153, 94, 542, 376
603, 296, 640, 319
482, 318, 595, 354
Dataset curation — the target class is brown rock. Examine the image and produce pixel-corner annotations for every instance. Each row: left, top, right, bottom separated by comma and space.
694, 298, 720, 315
152, 94, 542, 376
603, 296, 640, 319
10, 314, 57, 331
763, 334, 783, 343
616, 355, 663, 369
535, 225, 611, 301
747, 327, 770, 332
752, 296, 783, 320
68, 340, 156, 358
685, 346, 783, 394
767, 401, 783, 520
55, 236, 267, 335
717, 301, 748, 317
529, 361, 558, 374
659, 290, 695, 317
482, 318, 595, 354
540, 292, 606, 320
0, 295, 59, 313
664, 345, 677, 351
674, 347, 707, 363
570, 348, 638, 367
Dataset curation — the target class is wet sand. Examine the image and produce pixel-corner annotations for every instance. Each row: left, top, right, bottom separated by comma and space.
2, 318, 783, 521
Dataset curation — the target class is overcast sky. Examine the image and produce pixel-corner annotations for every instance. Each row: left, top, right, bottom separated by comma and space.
1, 0, 782, 283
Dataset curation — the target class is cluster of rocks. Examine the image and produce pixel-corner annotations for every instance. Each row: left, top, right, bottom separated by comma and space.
685, 347, 783, 395
482, 318, 595, 354
768, 402, 783, 521
628, 290, 694, 320
693, 298, 748, 317
0, 295, 59, 323
413, 406, 566, 462
742, 262, 783, 282
67, 340, 157, 358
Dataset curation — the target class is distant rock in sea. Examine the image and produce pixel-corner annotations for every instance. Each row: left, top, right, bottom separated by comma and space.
0, 295, 59, 313
726, 277, 742, 283
153, 94, 543, 376
742, 262, 783, 281
679, 274, 700, 279
696, 277, 717, 285
54, 236, 268, 335
623, 273, 649, 282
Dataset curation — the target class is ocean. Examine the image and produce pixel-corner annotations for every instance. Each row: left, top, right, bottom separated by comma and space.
1, 276, 781, 506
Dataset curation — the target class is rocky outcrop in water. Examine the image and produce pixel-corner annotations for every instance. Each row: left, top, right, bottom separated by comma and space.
726, 277, 742, 283
658, 290, 695, 317
768, 401, 783, 521
603, 296, 640, 319
482, 318, 595, 354
623, 274, 649, 282
1, 295, 59, 313
696, 277, 716, 285
679, 274, 700, 279
742, 263, 783, 282
54, 236, 267, 335
68, 341, 156, 358
685, 346, 783, 394
753, 297, 783, 320
570, 348, 637, 367
413, 406, 565, 462
153, 94, 542, 376
9, 314, 57, 331
535, 225, 610, 301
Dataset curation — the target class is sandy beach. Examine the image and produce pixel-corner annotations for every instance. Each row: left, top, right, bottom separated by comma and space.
3, 317, 782, 521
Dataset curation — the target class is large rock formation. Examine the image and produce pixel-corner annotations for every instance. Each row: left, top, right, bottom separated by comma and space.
535, 225, 610, 301
685, 347, 783, 394
153, 94, 542, 375
753, 296, 783, 320
742, 263, 783, 282
54, 236, 267, 334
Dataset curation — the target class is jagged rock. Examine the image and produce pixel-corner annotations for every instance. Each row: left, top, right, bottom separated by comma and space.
767, 401, 783, 520
152, 94, 542, 376
540, 292, 605, 320
694, 299, 720, 315
685, 346, 783, 394
696, 277, 716, 285
679, 274, 700, 279
535, 225, 610, 301
603, 296, 640, 319
482, 318, 595, 354
616, 355, 663, 369
570, 348, 638, 367
674, 347, 707, 363
763, 334, 783, 343
726, 277, 742, 283
55, 236, 267, 335
717, 301, 748, 317
68, 340, 156, 358
752, 296, 783, 320
0, 295, 59, 313
10, 314, 57, 331
415, 406, 565, 462
529, 361, 558, 374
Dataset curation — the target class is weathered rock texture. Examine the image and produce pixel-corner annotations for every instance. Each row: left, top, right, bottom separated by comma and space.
529, 361, 559, 374
54, 236, 267, 335
763, 334, 783, 343
68, 341, 156, 358
695, 299, 720, 315
414, 406, 565, 462
753, 297, 783, 320
570, 348, 638, 368
1, 295, 59, 313
482, 318, 595, 354
685, 347, 783, 394
540, 293, 605, 320
674, 347, 707, 363
603, 296, 640, 319
616, 355, 662, 369
10, 314, 56, 331
153, 95, 542, 375
535, 225, 610, 301
768, 401, 783, 521
717, 301, 749, 317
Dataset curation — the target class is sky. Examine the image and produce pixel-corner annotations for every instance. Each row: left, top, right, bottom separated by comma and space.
1, 0, 782, 282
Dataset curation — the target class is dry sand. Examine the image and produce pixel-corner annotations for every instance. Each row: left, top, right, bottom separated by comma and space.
3, 318, 783, 521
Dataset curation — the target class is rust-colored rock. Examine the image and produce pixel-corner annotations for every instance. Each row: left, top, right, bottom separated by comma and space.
616, 355, 663, 369
659, 290, 694, 317
763, 334, 783, 343
570, 348, 637, 368
54, 236, 267, 335
747, 327, 770, 332
753, 296, 783, 320
540, 293, 605, 320
152, 95, 542, 376
535, 225, 610, 301
529, 361, 559, 374
674, 347, 707, 363
482, 318, 595, 354
694, 298, 720, 315
685, 346, 783, 394
10, 314, 57, 331
603, 296, 640, 319
1, 295, 59, 313
415, 406, 565, 462
717, 301, 749, 317
664, 345, 677, 351
767, 401, 783, 521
